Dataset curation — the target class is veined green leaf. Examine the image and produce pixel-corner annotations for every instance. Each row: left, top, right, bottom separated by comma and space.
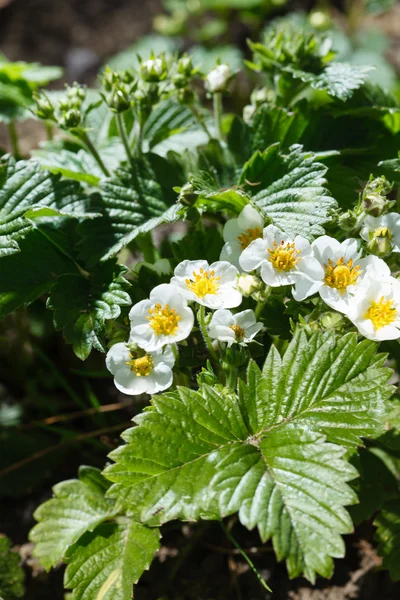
240, 144, 336, 238
105, 331, 392, 581
374, 500, 400, 581
29, 467, 117, 570
0, 155, 96, 257
78, 161, 184, 267
47, 261, 131, 360
143, 100, 195, 150
64, 521, 160, 600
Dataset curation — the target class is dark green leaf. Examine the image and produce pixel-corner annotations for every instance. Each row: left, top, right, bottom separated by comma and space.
0, 536, 25, 599
374, 500, 400, 581
47, 261, 131, 360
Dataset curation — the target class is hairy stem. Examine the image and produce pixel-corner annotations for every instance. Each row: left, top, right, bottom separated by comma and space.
80, 131, 110, 178
220, 522, 272, 592
198, 305, 219, 366
225, 366, 238, 391
213, 92, 223, 140
116, 112, 135, 169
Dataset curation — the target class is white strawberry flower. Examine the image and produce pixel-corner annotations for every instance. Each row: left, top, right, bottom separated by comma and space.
208, 309, 263, 346
239, 224, 324, 300
360, 213, 400, 253
220, 204, 264, 269
106, 343, 175, 395
347, 276, 400, 341
205, 64, 231, 93
170, 260, 242, 309
129, 283, 194, 352
303, 236, 391, 313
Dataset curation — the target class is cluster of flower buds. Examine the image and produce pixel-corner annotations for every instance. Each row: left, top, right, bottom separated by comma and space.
361, 175, 394, 217
101, 67, 135, 114
33, 83, 86, 131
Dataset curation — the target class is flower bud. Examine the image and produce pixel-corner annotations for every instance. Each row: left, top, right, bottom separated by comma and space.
362, 175, 393, 217
367, 227, 393, 257
59, 108, 81, 129
309, 10, 331, 31
177, 182, 197, 206
236, 273, 262, 297
177, 87, 195, 104
223, 345, 249, 368
320, 311, 344, 330
141, 56, 167, 83
338, 210, 358, 231
243, 104, 256, 123
178, 55, 194, 76
205, 64, 231, 93
32, 92, 55, 121
107, 86, 131, 113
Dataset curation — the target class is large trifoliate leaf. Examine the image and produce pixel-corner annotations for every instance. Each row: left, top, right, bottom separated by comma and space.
64, 521, 160, 600
0, 536, 25, 599
47, 261, 131, 360
105, 331, 392, 582
78, 161, 183, 267
240, 144, 336, 238
374, 500, 400, 580
30, 467, 117, 570
0, 155, 95, 257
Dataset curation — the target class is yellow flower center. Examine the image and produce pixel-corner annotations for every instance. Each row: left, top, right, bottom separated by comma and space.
324, 257, 361, 291
364, 296, 397, 330
237, 227, 262, 250
374, 226, 392, 239
268, 240, 301, 272
126, 354, 154, 377
147, 303, 180, 336
230, 324, 245, 340
185, 268, 220, 298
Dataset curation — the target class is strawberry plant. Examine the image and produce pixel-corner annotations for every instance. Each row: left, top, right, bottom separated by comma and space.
1, 14, 400, 599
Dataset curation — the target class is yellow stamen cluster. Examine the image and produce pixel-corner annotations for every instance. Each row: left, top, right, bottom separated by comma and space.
268, 240, 301, 272
186, 268, 220, 298
237, 227, 262, 250
147, 303, 180, 336
324, 257, 360, 291
364, 296, 397, 330
230, 324, 245, 340
126, 354, 154, 377
374, 226, 392, 239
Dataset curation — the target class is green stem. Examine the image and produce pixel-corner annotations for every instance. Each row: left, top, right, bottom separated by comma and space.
254, 286, 271, 319
225, 366, 238, 391
45, 122, 53, 141
220, 522, 272, 593
80, 131, 110, 178
8, 121, 20, 157
198, 305, 219, 366
213, 92, 223, 140
116, 112, 135, 169
189, 104, 212, 140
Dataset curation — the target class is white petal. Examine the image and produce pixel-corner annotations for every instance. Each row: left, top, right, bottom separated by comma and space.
209, 324, 236, 342
223, 218, 241, 243
239, 238, 268, 271
292, 277, 322, 301
211, 261, 239, 283
296, 256, 324, 281
106, 343, 130, 376
234, 309, 256, 329
320, 286, 351, 314
152, 363, 174, 393
341, 238, 360, 260
237, 204, 264, 230
210, 309, 234, 328
220, 241, 242, 268
261, 261, 296, 286
312, 235, 342, 264
359, 255, 391, 279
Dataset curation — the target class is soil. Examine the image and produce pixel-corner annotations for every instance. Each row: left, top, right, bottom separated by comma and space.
1, 1, 400, 599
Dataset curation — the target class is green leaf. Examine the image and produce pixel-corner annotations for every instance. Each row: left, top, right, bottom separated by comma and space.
288, 63, 373, 101
240, 144, 336, 238
0, 536, 25, 600
47, 261, 131, 360
143, 100, 195, 150
251, 103, 308, 154
29, 467, 117, 570
64, 521, 160, 600
374, 500, 400, 581
78, 162, 184, 267
0, 229, 79, 319
105, 331, 392, 581
0, 155, 96, 257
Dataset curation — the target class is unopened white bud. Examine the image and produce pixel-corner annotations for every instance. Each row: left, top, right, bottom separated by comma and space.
236, 274, 261, 297
205, 64, 231, 93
